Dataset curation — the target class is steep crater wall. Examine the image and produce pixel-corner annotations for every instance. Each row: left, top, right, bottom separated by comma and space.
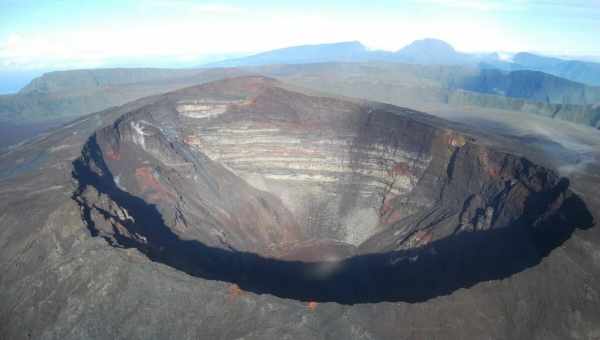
71, 77, 594, 303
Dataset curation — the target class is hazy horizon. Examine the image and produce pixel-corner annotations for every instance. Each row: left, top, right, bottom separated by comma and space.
1, 0, 600, 94
2, 36, 600, 95
2, 0, 600, 70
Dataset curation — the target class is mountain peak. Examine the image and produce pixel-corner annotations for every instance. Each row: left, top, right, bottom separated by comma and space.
307, 40, 365, 48
396, 38, 468, 64
207, 41, 369, 67
399, 38, 456, 54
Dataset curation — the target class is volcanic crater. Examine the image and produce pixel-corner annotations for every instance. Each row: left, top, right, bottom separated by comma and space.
71, 76, 593, 304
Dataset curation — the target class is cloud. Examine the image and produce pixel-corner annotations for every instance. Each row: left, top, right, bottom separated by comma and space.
422, 0, 527, 11
534, 0, 600, 10
146, 0, 244, 14
0, 15, 518, 70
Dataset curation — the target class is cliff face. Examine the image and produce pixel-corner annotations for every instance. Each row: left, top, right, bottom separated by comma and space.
447, 89, 600, 128
513, 52, 600, 86
461, 69, 600, 105
179, 86, 433, 246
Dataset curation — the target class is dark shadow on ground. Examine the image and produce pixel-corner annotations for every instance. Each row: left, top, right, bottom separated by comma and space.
72, 135, 595, 305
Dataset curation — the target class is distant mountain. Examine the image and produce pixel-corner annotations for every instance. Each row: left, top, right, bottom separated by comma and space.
395, 38, 472, 64
461, 68, 600, 105
513, 53, 562, 69
18, 68, 219, 94
253, 62, 600, 128
208, 39, 486, 67
0, 70, 47, 95
207, 40, 600, 88
5, 58, 600, 131
206, 41, 382, 67
484, 52, 600, 87
511, 52, 600, 86
0, 67, 248, 122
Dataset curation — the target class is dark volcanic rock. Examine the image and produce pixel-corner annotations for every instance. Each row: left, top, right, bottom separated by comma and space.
0, 76, 598, 339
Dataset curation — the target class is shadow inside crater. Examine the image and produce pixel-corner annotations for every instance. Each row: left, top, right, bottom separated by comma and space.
72, 136, 595, 305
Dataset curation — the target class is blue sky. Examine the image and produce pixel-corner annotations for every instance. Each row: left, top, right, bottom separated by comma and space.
1, 0, 600, 71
